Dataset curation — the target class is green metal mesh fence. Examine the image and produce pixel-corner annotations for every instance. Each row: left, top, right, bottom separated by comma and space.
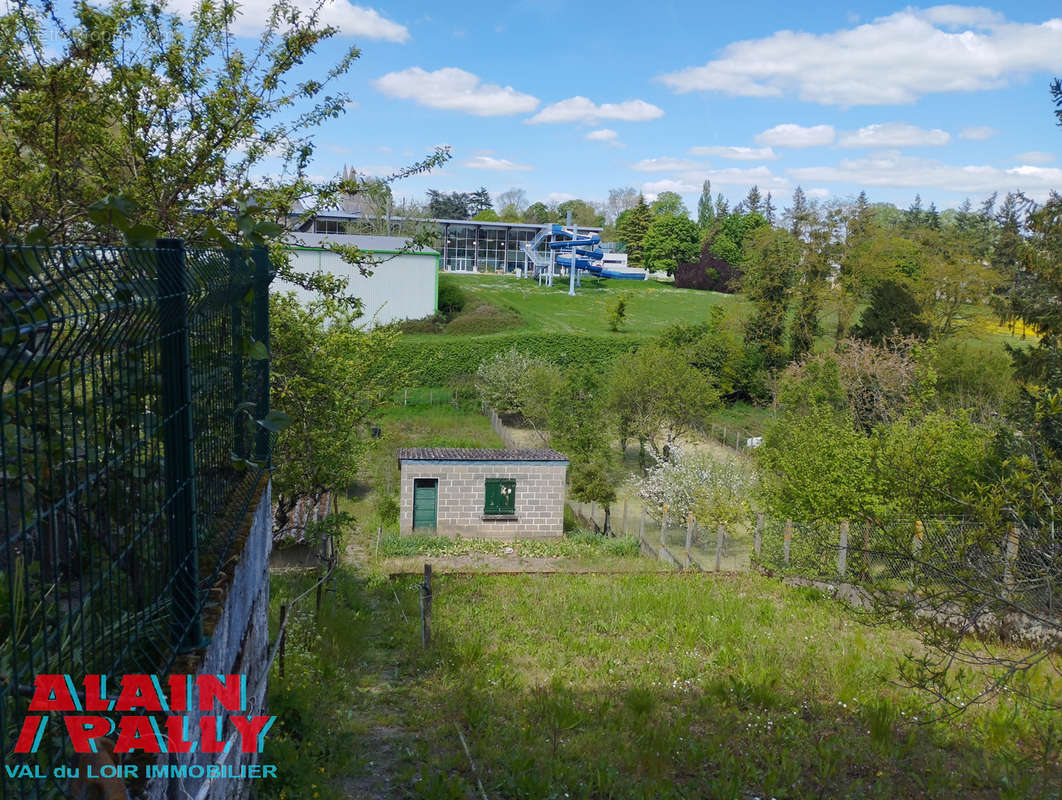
0, 241, 273, 798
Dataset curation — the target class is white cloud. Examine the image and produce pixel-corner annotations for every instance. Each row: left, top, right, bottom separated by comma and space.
806, 188, 831, 199
462, 156, 532, 171
657, 8, 1062, 106
166, 0, 409, 40
755, 124, 836, 148
631, 157, 705, 172
838, 122, 951, 147
527, 96, 663, 124
546, 192, 578, 203
1014, 151, 1056, 164
373, 67, 539, 116
687, 145, 778, 161
959, 125, 999, 140
789, 150, 1062, 199
586, 128, 619, 141
643, 165, 788, 194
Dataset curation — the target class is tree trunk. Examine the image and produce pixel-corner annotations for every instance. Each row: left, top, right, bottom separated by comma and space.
603, 506, 612, 536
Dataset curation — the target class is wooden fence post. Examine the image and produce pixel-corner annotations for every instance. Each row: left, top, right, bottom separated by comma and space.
754, 513, 764, 557
639, 508, 646, 540
660, 506, 669, 548
685, 515, 694, 553
912, 520, 924, 559
716, 524, 725, 571
838, 519, 849, 578
784, 520, 792, 567
622, 500, 628, 536
421, 563, 432, 648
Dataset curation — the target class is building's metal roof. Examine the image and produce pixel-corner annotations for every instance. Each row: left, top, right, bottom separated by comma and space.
397, 447, 568, 462
298, 211, 602, 233
288, 231, 438, 253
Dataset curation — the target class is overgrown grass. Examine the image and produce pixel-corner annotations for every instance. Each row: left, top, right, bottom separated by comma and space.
380, 529, 641, 559
263, 569, 1060, 800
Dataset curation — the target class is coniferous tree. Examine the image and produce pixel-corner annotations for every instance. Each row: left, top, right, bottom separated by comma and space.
617, 194, 654, 269
714, 195, 730, 221
744, 185, 763, 216
764, 192, 776, 225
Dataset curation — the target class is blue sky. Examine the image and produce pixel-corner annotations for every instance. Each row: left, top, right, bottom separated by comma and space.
183, 0, 1062, 213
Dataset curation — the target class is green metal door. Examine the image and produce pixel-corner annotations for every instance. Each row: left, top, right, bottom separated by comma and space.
412, 479, 438, 530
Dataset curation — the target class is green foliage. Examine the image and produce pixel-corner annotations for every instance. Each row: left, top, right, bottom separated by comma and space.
393, 333, 641, 385
436, 276, 467, 316
643, 214, 702, 275
549, 367, 610, 462
650, 191, 689, 218
476, 347, 554, 415
757, 405, 879, 522
471, 208, 500, 221
556, 198, 605, 227
0, 0, 360, 244
617, 195, 653, 270
697, 179, 714, 229
523, 202, 552, 224
659, 308, 745, 398
708, 212, 768, 265
852, 280, 931, 344
607, 292, 630, 332
378, 531, 640, 559
607, 344, 720, 461
270, 293, 409, 526
743, 227, 801, 371
441, 302, 523, 334
929, 338, 1017, 417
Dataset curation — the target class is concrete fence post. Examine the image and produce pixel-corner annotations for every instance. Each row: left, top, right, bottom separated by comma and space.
1003, 525, 1020, 600
685, 514, 694, 553
754, 513, 764, 557
838, 519, 849, 578
716, 524, 725, 571
784, 520, 792, 567
660, 506, 669, 548
639, 507, 646, 540
622, 500, 628, 536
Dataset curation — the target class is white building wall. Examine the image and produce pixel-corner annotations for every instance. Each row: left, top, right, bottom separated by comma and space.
278, 243, 438, 327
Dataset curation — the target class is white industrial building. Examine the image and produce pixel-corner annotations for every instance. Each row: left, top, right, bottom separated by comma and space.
278, 232, 439, 326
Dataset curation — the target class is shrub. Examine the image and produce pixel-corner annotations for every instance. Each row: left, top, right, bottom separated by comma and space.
393, 334, 643, 385
437, 275, 467, 316
443, 301, 523, 334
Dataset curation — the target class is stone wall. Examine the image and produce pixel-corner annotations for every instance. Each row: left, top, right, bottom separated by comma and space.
399, 461, 567, 538
141, 479, 273, 800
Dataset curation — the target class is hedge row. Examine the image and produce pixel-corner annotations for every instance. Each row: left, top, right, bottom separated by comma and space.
393, 333, 646, 385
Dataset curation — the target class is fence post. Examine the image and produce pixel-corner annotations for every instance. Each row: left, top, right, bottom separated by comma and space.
754, 513, 763, 557
590, 502, 596, 526
1003, 525, 1019, 600
639, 507, 646, 540
421, 563, 433, 648
229, 250, 248, 460
660, 506, 669, 548
783, 520, 792, 567
157, 238, 205, 652
622, 500, 628, 536
685, 515, 694, 553
716, 524, 725, 571
838, 519, 849, 578
251, 246, 271, 463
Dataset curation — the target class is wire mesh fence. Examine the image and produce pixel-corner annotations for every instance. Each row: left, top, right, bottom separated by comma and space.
1, 241, 273, 799
753, 515, 1059, 618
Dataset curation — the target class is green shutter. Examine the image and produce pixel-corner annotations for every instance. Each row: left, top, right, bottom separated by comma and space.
484, 478, 516, 515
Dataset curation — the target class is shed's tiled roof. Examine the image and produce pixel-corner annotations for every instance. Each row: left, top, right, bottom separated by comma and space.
397, 447, 568, 462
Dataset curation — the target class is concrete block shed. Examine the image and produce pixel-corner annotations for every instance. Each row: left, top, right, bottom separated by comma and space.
397, 448, 569, 539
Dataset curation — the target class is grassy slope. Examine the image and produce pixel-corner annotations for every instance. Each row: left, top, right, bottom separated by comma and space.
430, 272, 752, 338
265, 569, 1060, 800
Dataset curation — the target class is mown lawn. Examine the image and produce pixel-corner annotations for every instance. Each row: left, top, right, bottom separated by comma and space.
443, 272, 751, 337
263, 569, 1061, 800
